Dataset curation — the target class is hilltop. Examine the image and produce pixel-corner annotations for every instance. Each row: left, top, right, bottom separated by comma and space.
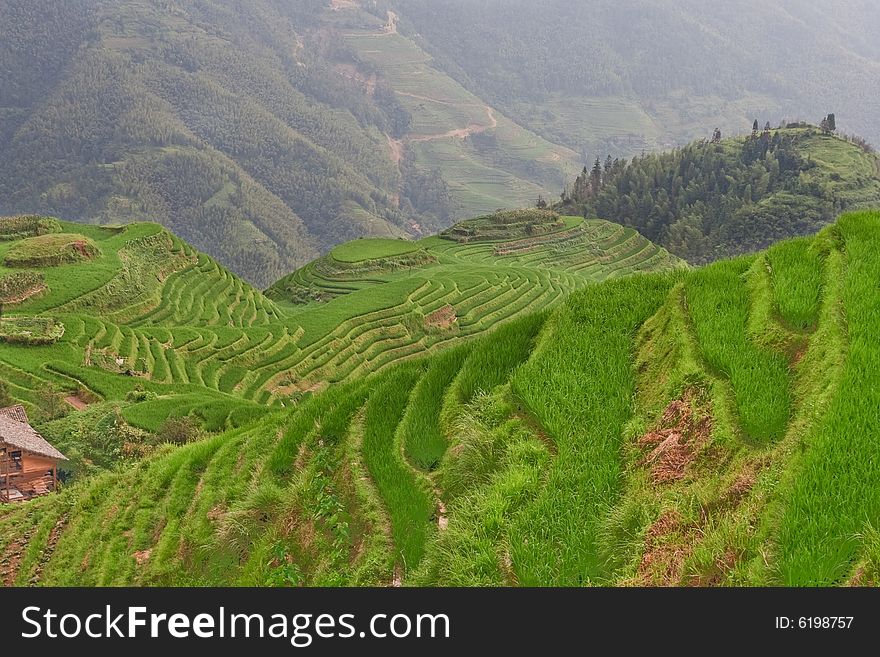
0, 211, 678, 478
2, 209, 879, 586
562, 127, 880, 263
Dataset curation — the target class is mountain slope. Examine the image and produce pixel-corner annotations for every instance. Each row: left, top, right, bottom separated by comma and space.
0, 0, 582, 286
398, 0, 880, 157
0, 0, 417, 287
2, 211, 879, 586
563, 127, 880, 263
0, 210, 678, 476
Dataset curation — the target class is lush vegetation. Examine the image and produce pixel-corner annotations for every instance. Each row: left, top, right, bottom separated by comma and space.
0, 1, 584, 285
562, 128, 880, 264
397, 0, 880, 157
2, 209, 879, 587
0, 214, 677, 481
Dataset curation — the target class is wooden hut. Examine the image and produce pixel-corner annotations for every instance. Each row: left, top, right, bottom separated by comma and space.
0, 405, 67, 502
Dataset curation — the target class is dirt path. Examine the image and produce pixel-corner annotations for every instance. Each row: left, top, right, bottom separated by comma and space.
64, 394, 89, 411
330, 0, 360, 10
409, 106, 497, 143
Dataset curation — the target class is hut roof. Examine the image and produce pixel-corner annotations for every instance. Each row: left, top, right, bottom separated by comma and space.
0, 406, 67, 460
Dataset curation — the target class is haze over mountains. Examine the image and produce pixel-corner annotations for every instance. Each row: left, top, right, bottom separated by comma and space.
1, 0, 878, 286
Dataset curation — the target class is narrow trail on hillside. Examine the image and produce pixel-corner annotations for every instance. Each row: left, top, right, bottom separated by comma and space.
409, 107, 497, 143
396, 91, 484, 108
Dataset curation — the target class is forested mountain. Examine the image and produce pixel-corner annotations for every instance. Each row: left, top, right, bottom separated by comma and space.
398, 0, 880, 158
0, 0, 441, 287
3, 0, 880, 288
561, 127, 880, 263
0, 1, 582, 286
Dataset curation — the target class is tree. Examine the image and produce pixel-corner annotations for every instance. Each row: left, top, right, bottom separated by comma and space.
711, 128, 722, 143
536, 194, 547, 209
590, 157, 603, 196
753, 119, 759, 134
821, 113, 837, 135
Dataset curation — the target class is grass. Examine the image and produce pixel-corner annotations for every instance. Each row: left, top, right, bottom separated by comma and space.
775, 212, 880, 584
361, 363, 434, 574
685, 259, 792, 442
4, 233, 101, 268
330, 238, 421, 263
399, 344, 471, 471
508, 274, 673, 585
767, 237, 825, 330
8, 211, 880, 588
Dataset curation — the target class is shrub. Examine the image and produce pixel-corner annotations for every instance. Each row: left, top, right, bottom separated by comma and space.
35, 386, 69, 421
0, 271, 46, 306
156, 415, 202, 445
0, 215, 61, 240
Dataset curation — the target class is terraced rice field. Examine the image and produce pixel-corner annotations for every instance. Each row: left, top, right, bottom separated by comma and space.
0, 215, 680, 433
333, 4, 581, 218
3, 211, 878, 586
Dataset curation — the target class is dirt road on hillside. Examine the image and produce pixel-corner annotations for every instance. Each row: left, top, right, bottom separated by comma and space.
409, 106, 498, 143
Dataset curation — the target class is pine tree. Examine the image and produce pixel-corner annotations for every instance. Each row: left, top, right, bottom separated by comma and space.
753, 119, 759, 134
590, 158, 603, 196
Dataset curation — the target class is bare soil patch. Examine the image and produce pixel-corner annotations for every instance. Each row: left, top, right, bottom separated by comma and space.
638, 393, 712, 483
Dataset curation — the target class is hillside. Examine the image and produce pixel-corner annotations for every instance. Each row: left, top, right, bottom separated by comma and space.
0, 0, 581, 286
0, 211, 678, 479
562, 127, 880, 263
398, 0, 880, 157
2, 210, 879, 586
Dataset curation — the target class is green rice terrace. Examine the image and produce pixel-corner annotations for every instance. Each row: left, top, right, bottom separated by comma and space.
0, 210, 678, 459
1, 209, 879, 586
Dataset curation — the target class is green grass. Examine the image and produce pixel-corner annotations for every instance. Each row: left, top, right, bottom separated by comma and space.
767, 237, 825, 330
686, 259, 792, 442
330, 238, 421, 263
4, 233, 101, 267
361, 363, 434, 574
399, 344, 471, 471
775, 212, 880, 584
10, 211, 880, 588
508, 274, 673, 585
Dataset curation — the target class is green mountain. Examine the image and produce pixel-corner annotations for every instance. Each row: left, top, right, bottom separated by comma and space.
9, 1, 879, 291
0, 210, 677, 477
398, 0, 880, 158
2, 208, 880, 586
0, 0, 580, 287
563, 127, 880, 263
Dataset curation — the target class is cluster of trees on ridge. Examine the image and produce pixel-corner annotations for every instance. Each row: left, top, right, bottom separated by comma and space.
559, 124, 880, 263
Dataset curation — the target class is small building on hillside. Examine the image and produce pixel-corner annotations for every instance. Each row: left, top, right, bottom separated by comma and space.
0, 405, 67, 502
